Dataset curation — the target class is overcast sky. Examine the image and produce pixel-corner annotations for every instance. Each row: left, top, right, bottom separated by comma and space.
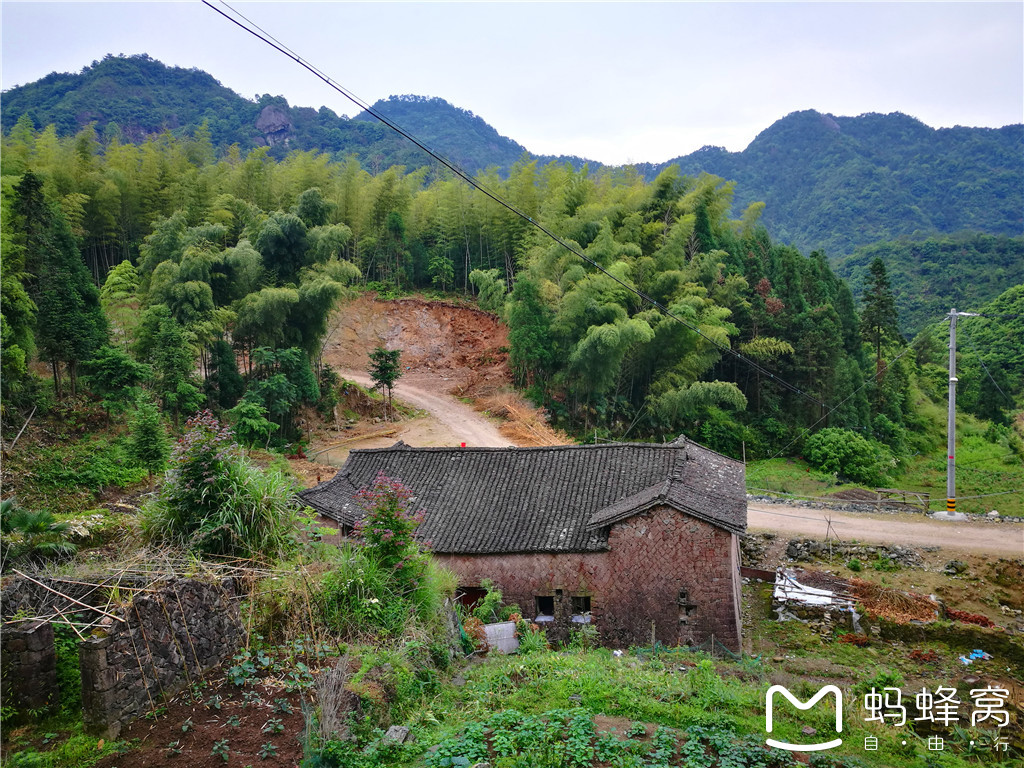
2, 1, 1022, 165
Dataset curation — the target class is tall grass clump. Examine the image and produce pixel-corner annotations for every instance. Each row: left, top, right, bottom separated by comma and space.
141, 410, 301, 561
316, 472, 455, 640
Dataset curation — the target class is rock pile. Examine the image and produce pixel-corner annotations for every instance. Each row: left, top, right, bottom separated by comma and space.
785, 538, 924, 568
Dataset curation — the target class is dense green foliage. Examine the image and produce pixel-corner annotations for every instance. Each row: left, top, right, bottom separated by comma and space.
913, 283, 1024, 424
2, 87, 1020, 482
836, 233, 1024, 335
3, 55, 1020, 266
141, 411, 303, 559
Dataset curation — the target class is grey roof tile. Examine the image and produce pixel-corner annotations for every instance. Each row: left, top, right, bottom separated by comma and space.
298, 437, 746, 554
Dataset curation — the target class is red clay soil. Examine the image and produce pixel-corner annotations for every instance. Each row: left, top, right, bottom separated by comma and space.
320, 294, 511, 393
92, 681, 306, 768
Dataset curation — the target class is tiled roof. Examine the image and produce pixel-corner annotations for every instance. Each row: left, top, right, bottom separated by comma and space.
298, 437, 746, 554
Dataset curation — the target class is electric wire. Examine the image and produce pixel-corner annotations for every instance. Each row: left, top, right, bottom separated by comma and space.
960, 325, 1016, 406
203, 0, 829, 411
956, 451, 1020, 468
764, 328, 934, 462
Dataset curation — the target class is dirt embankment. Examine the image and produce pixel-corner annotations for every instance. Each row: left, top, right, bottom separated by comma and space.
321, 295, 511, 393
314, 295, 566, 454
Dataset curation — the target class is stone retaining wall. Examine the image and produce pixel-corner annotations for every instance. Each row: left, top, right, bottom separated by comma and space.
0, 619, 59, 717
80, 577, 243, 738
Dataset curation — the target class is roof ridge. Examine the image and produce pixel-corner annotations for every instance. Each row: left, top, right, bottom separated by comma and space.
353, 441, 691, 456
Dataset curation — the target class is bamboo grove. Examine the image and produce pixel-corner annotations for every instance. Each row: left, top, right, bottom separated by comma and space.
1, 120, 930, 463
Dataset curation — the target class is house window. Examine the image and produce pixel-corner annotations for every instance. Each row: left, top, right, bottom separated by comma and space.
535, 595, 554, 622
677, 589, 697, 625
571, 595, 591, 624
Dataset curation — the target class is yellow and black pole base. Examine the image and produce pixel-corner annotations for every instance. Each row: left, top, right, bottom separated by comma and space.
946, 498, 956, 514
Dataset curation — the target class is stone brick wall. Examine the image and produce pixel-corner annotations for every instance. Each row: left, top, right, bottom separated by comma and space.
436, 505, 742, 651
0, 619, 59, 716
79, 578, 243, 739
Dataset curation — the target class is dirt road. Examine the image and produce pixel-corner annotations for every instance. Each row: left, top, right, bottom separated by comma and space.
336, 369, 512, 449
749, 502, 1023, 555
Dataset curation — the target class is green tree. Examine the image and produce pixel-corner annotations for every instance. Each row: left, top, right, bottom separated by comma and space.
99, 259, 141, 351
507, 277, 554, 387
126, 397, 171, 490
227, 396, 278, 448
254, 211, 309, 282
206, 338, 245, 409
149, 309, 203, 429
13, 171, 108, 396
860, 257, 900, 374
82, 345, 151, 419
0, 186, 37, 412
803, 427, 892, 486
368, 346, 402, 421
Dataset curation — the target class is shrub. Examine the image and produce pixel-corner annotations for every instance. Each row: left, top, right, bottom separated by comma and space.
472, 579, 504, 623
802, 428, 892, 486
353, 471, 427, 590
1, 498, 77, 572
141, 411, 301, 560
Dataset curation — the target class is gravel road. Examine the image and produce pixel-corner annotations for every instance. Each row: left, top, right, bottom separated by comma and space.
748, 502, 1022, 555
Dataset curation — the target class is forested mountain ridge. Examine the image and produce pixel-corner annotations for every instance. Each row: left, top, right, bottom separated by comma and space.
0, 55, 578, 175
4, 54, 1021, 259
836, 233, 1024, 336
640, 110, 1024, 257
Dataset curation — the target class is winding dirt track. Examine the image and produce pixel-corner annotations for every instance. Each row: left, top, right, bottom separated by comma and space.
336, 369, 512, 449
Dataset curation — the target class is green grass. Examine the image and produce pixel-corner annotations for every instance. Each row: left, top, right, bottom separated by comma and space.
303, 645, 1007, 767
746, 417, 1023, 517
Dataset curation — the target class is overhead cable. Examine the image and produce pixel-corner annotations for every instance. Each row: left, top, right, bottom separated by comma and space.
203, 0, 829, 410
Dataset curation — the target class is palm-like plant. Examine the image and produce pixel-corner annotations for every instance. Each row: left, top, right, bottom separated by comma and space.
1, 498, 78, 571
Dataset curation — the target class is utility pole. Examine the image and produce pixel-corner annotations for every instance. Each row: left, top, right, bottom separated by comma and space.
946, 308, 979, 517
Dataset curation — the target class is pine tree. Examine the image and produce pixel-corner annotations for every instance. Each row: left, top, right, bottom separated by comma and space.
13, 171, 108, 396
860, 257, 900, 411
127, 398, 170, 490
368, 346, 402, 421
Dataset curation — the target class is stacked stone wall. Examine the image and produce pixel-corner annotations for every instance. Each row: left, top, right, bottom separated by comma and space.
79, 577, 243, 738
0, 620, 59, 716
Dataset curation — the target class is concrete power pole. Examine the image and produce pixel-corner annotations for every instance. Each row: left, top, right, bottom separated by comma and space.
946, 308, 979, 518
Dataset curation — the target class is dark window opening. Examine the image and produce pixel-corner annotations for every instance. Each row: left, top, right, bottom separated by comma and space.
677, 589, 697, 625
535, 595, 554, 618
571, 595, 592, 624
456, 587, 487, 612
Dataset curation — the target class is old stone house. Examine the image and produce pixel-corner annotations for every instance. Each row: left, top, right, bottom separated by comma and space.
299, 437, 747, 650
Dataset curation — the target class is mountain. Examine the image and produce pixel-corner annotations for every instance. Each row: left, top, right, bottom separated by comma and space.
643, 110, 1023, 257
3, 55, 1021, 258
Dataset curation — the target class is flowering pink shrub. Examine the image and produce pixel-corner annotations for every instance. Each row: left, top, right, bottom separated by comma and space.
353, 471, 428, 590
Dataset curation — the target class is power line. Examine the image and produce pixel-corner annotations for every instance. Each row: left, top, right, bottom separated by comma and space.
764, 328, 933, 462
959, 325, 1015, 406
202, 0, 830, 411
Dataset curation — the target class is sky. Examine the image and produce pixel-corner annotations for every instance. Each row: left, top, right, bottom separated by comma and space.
2, 1, 1022, 166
